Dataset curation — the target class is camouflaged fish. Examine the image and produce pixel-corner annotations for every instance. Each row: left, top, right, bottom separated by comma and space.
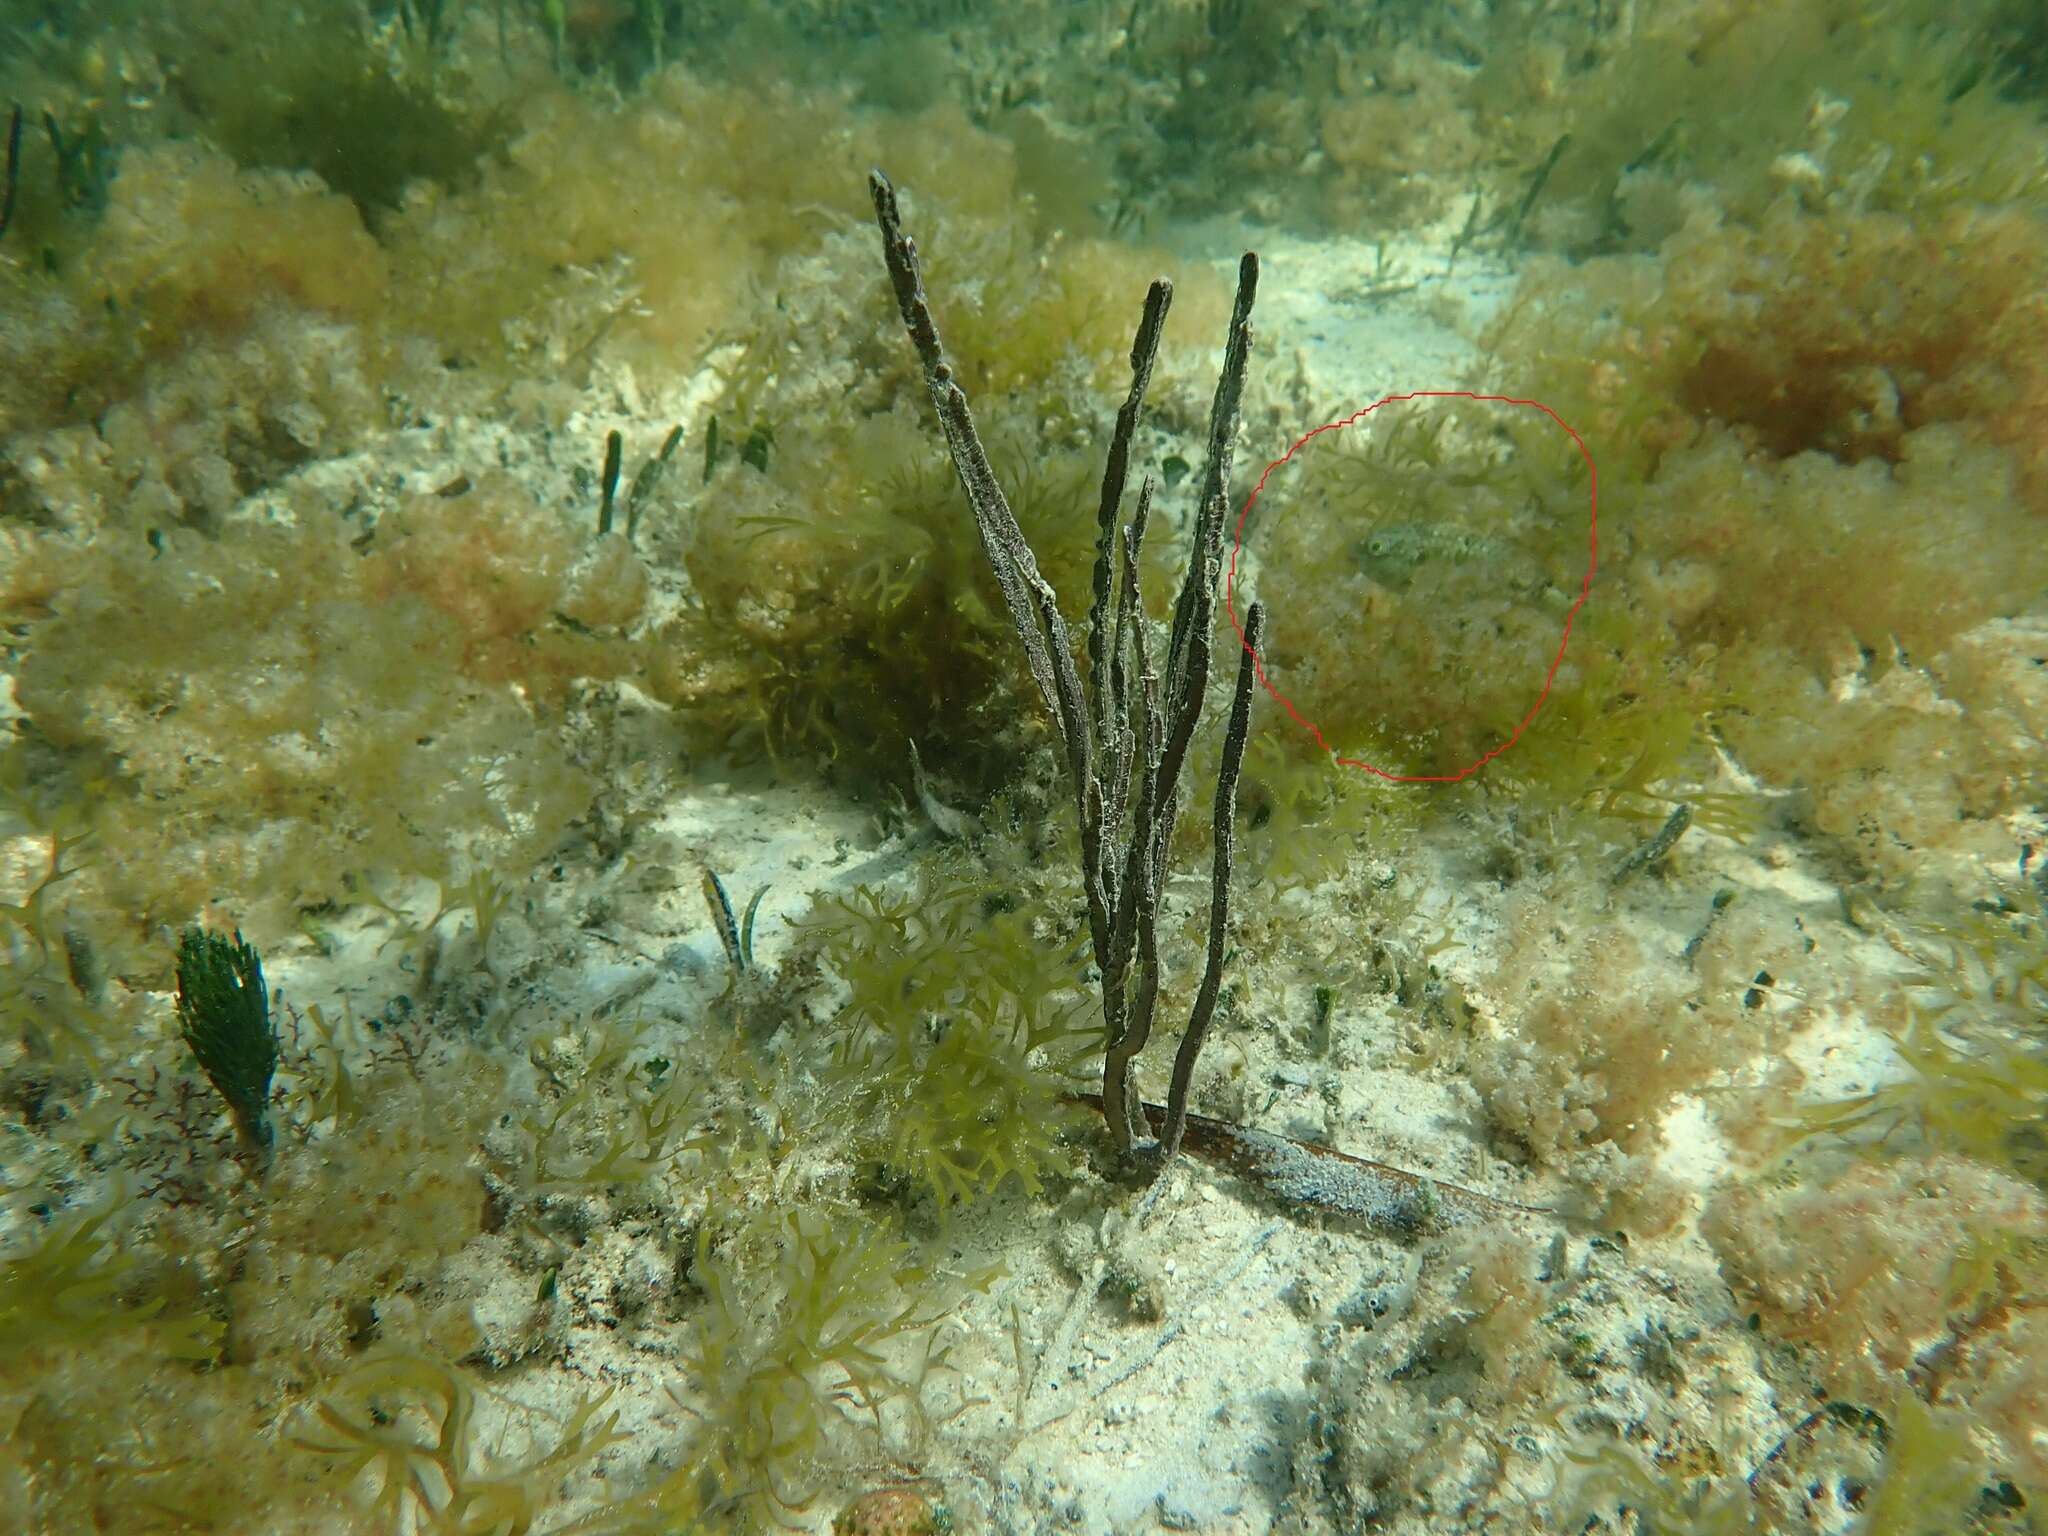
1354, 522, 1509, 591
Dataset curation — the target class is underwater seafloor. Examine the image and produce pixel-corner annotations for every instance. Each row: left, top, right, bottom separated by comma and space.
3, 2, 2048, 1533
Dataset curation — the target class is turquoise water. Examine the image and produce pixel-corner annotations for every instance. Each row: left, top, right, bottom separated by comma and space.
2, 4, 2045, 1532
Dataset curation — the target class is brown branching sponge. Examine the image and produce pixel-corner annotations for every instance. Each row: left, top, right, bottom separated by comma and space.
870, 169, 1266, 1171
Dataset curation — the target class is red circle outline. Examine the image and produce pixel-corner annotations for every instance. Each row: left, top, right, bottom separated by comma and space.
1223, 391, 1598, 784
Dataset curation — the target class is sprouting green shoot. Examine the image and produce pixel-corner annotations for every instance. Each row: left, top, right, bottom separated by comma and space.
175, 927, 279, 1157
740, 885, 769, 970
598, 427, 623, 536
701, 867, 743, 974
701, 869, 770, 977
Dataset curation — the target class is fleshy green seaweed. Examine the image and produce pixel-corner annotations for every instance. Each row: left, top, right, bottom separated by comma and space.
803, 865, 1097, 1211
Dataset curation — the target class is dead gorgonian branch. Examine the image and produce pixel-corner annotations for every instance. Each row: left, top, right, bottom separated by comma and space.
870, 169, 1267, 1173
